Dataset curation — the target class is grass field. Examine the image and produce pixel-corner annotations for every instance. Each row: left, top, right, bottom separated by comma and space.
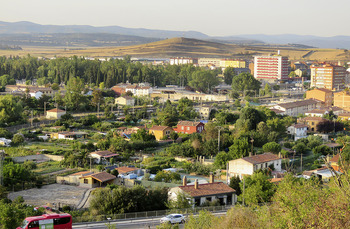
0, 37, 349, 61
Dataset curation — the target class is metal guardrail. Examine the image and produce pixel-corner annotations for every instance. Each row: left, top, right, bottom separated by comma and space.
73, 205, 232, 223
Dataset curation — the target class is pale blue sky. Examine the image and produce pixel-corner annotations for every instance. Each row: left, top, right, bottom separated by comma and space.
1, 0, 349, 37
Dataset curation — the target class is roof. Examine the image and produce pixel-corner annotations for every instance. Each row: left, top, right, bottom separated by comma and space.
329, 154, 340, 163
300, 117, 328, 122
269, 178, 283, 183
312, 88, 332, 93
47, 108, 65, 113
179, 182, 235, 197
338, 112, 350, 117
80, 172, 116, 183
90, 151, 117, 157
276, 99, 319, 109
306, 109, 327, 114
242, 153, 280, 165
177, 121, 203, 127
149, 126, 172, 131
70, 171, 93, 176
292, 124, 308, 128
269, 108, 284, 114
116, 166, 140, 174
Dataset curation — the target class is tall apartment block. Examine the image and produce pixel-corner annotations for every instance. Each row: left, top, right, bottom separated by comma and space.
310, 64, 345, 90
253, 55, 289, 80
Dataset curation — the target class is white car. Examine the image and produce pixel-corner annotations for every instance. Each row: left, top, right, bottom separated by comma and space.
160, 214, 185, 224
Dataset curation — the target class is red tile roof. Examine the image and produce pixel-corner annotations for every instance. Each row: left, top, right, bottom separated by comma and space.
242, 153, 280, 165
179, 182, 235, 197
116, 166, 140, 174
329, 154, 340, 163
47, 108, 65, 113
149, 126, 172, 131
300, 117, 328, 122
177, 121, 203, 127
80, 172, 116, 183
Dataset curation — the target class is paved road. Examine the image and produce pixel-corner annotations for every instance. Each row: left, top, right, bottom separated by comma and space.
73, 212, 226, 229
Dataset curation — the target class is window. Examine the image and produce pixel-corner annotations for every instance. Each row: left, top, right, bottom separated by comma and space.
181, 126, 184, 130
28, 221, 39, 228
187, 127, 190, 130
54, 217, 71, 225
84, 179, 88, 184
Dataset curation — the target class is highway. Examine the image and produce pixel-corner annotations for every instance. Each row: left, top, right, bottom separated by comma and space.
73, 211, 227, 229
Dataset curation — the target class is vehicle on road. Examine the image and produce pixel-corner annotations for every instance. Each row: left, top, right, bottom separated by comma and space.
17, 213, 72, 229
160, 214, 185, 224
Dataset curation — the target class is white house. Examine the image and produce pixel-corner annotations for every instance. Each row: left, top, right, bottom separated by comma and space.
46, 108, 66, 119
29, 90, 43, 99
89, 150, 118, 164
125, 85, 153, 96
168, 175, 236, 207
0, 138, 11, 147
228, 153, 282, 179
287, 124, 308, 140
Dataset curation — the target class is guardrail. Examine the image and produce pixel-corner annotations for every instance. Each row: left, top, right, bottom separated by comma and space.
73, 205, 232, 223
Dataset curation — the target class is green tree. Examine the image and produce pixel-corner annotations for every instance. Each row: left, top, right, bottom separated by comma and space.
231, 73, 261, 96
262, 142, 281, 154
0, 95, 24, 125
188, 70, 219, 93
229, 176, 242, 196
264, 83, 271, 96
11, 134, 24, 146
223, 67, 235, 85
167, 192, 192, 209
131, 129, 156, 142
228, 138, 250, 159
292, 142, 307, 154
64, 76, 84, 110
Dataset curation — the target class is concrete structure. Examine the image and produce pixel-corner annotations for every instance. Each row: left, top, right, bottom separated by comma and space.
169, 57, 198, 65
272, 99, 321, 117
310, 64, 346, 90
305, 107, 343, 117
125, 85, 153, 96
305, 88, 333, 107
116, 166, 143, 177
79, 172, 116, 188
174, 121, 205, 134
149, 126, 173, 140
297, 117, 328, 132
168, 175, 236, 206
46, 108, 66, 119
115, 96, 135, 106
228, 153, 282, 179
334, 90, 350, 111
287, 124, 308, 141
6, 85, 54, 97
89, 151, 118, 164
254, 55, 289, 80
151, 91, 229, 103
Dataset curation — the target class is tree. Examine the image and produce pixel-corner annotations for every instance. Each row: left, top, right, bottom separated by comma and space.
131, 129, 156, 142
231, 73, 261, 96
214, 152, 231, 169
229, 176, 242, 196
262, 142, 281, 154
167, 192, 192, 209
51, 83, 60, 91
316, 120, 344, 133
91, 89, 104, 107
0, 95, 24, 125
264, 84, 271, 96
188, 70, 219, 93
239, 171, 275, 205
313, 145, 332, 156
64, 76, 84, 110
11, 134, 24, 146
223, 67, 235, 85
228, 138, 250, 159
292, 142, 307, 154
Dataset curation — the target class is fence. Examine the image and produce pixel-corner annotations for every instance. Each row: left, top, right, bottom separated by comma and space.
73, 205, 232, 223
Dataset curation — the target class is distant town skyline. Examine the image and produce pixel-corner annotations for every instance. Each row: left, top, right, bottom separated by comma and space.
2, 0, 350, 37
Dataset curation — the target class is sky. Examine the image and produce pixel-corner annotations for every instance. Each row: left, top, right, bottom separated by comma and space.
1, 0, 350, 37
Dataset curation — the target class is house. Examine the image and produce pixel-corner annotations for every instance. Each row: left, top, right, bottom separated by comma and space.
149, 126, 173, 140
125, 85, 153, 96
46, 108, 66, 119
29, 90, 43, 99
338, 112, 350, 120
115, 166, 143, 177
50, 131, 88, 140
305, 88, 333, 107
297, 117, 328, 132
0, 138, 11, 147
89, 150, 119, 164
56, 171, 93, 185
168, 174, 236, 207
302, 167, 341, 181
195, 106, 212, 120
115, 96, 135, 106
287, 124, 308, 141
334, 90, 350, 111
228, 153, 282, 179
175, 121, 205, 134
329, 154, 341, 172
272, 99, 321, 117
79, 171, 116, 188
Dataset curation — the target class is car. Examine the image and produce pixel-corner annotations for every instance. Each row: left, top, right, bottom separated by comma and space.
34, 205, 52, 212
160, 214, 185, 224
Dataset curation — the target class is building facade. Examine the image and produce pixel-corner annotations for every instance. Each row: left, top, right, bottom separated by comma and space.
334, 90, 350, 111
175, 121, 205, 134
254, 55, 289, 80
305, 88, 333, 107
272, 99, 321, 117
310, 65, 346, 90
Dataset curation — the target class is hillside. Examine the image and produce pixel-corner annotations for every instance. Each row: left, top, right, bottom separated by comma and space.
0, 37, 349, 61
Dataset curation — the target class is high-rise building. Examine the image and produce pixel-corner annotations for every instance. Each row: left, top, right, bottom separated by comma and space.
310, 64, 345, 90
253, 55, 289, 80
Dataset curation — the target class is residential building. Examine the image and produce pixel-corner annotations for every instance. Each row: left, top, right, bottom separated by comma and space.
125, 85, 153, 96
334, 90, 350, 111
310, 64, 346, 90
168, 175, 236, 206
79, 172, 116, 188
228, 153, 282, 179
254, 55, 289, 80
115, 166, 143, 177
305, 107, 343, 117
170, 57, 198, 65
149, 126, 173, 140
174, 121, 205, 134
338, 112, 350, 120
115, 96, 135, 106
29, 90, 43, 99
195, 106, 212, 120
0, 138, 11, 147
329, 154, 341, 172
56, 171, 93, 185
89, 150, 118, 164
297, 117, 328, 132
272, 99, 321, 117
220, 59, 247, 68
50, 131, 88, 140
305, 88, 333, 107
287, 124, 308, 141
46, 108, 66, 119
6, 85, 55, 97
198, 58, 221, 68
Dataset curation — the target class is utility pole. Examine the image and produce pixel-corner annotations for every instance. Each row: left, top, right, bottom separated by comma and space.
97, 102, 100, 118
218, 128, 221, 153
242, 177, 245, 206
31, 110, 33, 127
0, 150, 4, 186
44, 102, 47, 118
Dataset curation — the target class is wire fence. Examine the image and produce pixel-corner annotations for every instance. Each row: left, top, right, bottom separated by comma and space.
73, 205, 231, 223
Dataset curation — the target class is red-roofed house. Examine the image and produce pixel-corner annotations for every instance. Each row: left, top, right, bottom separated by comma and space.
79, 171, 116, 188
228, 153, 282, 179
89, 150, 119, 164
115, 166, 142, 176
175, 121, 205, 134
169, 175, 236, 206
46, 108, 66, 119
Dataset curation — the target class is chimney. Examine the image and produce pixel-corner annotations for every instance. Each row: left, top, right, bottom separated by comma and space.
209, 172, 214, 183
183, 176, 187, 186
194, 179, 198, 189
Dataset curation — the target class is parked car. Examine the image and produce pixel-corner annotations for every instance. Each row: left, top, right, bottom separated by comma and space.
160, 214, 185, 224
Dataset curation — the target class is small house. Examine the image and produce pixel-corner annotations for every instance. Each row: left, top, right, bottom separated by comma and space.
116, 166, 142, 177
79, 171, 116, 188
149, 126, 173, 140
175, 121, 205, 134
46, 108, 66, 119
287, 123, 308, 140
89, 150, 119, 164
115, 96, 135, 106
0, 138, 11, 147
